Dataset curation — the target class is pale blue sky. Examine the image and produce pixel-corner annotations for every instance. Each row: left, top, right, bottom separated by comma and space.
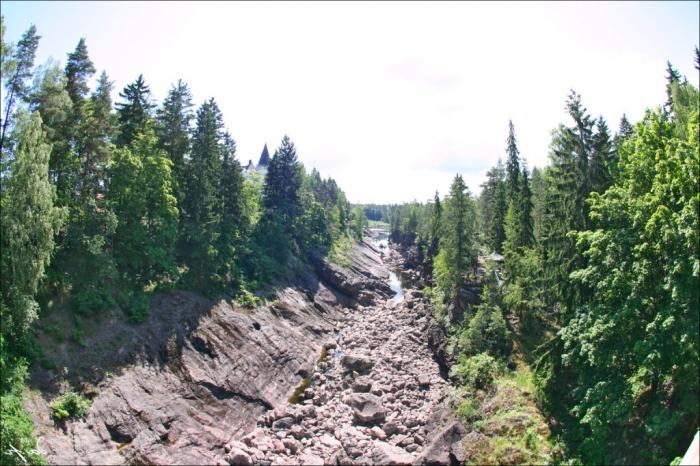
3, 1, 698, 203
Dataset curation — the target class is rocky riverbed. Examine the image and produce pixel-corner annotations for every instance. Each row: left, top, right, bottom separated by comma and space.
227, 288, 449, 465
27, 233, 463, 465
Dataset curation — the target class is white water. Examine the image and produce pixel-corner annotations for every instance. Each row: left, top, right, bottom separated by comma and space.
369, 228, 404, 303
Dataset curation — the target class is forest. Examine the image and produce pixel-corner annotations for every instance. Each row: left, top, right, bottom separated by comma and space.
0, 13, 698, 466
386, 53, 699, 464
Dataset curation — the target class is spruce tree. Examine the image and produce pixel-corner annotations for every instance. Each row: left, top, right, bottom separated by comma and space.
664, 61, 681, 116
215, 131, 246, 290
180, 98, 225, 291
440, 174, 477, 294
1, 24, 40, 157
518, 164, 534, 247
589, 117, 614, 194
504, 120, 520, 205
64, 38, 95, 113
156, 79, 193, 206
116, 74, 155, 147
427, 191, 442, 260
258, 143, 270, 167
263, 135, 303, 234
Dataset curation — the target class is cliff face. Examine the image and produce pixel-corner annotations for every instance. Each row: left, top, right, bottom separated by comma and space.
27, 239, 392, 465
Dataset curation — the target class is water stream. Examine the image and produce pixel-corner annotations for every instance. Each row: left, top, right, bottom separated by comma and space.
369, 228, 404, 303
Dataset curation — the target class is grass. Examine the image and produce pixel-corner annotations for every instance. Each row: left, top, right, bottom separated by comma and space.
367, 220, 390, 229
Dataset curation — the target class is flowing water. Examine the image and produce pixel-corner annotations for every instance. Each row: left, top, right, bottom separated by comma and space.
369, 228, 404, 303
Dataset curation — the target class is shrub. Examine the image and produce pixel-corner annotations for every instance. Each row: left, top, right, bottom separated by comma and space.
124, 292, 150, 324
456, 398, 480, 420
50, 391, 91, 421
236, 288, 261, 308
452, 353, 500, 391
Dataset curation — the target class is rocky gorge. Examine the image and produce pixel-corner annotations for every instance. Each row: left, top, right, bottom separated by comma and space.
26, 231, 465, 465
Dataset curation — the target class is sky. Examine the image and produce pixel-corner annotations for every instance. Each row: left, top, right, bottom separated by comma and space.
3, 1, 698, 203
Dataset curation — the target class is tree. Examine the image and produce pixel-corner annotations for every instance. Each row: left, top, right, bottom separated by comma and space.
64, 38, 95, 115
544, 102, 699, 465
480, 160, 506, 253
116, 74, 155, 147
439, 174, 477, 295
110, 129, 178, 290
1, 111, 65, 348
504, 120, 520, 205
180, 98, 225, 291
262, 135, 303, 236
257, 143, 270, 167
156, 79, 193, 206
664, 61, 681, 116
589, 117, 615, 194
427, 191, 442, 260
215, 131, 246, 290
1, 24, 40, 157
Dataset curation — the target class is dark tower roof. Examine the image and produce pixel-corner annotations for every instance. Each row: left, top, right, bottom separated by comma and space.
257, 143, 271, 167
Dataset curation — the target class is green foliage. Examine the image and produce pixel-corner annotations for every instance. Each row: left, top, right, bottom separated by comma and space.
456, 398, 479, 420
0, 358, 47, 465
115, 74, 155, 147
350, 206, 367, 240
452, 353, 500, 392
50, 391, 91, 420
458, 300, 511, 359
123, 292, 150, 324
328, 235, 352, 267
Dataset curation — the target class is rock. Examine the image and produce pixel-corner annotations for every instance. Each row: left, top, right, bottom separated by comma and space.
346, 393, 386, 425
382, 421, 400, 436
370, 426, 387, 440
298, 453, 324, 465
320, 433, 342, 449
352, 376, 372, 393
273, 439, 286, 453
340, 354, 374, 374
417, 374, 431, 387
290, 425, 306, 440
282, 438, 299, 453
225, 447, 253, 466
371, 441, 415, 465
272, 416, 295, 430
415, 421, 467, 465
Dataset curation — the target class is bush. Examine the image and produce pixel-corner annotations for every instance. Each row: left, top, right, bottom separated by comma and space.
236, 288, 261, 308
459, 304, 511, 359
456, 398, 480, 420
452, 353, 500, 391
50, 391, 91, 421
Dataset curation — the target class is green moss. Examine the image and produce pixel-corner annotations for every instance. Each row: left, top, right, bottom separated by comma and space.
287, 377, 311, 404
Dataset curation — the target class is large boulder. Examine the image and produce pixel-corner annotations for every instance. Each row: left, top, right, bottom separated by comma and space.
346, 393, 385, 424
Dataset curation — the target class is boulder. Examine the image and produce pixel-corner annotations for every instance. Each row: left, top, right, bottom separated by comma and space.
272, 416, 295, 430
340, 354, 374, 375
225, 447, 253, 466
346, 393, 385, 424
414, 421, 467, 465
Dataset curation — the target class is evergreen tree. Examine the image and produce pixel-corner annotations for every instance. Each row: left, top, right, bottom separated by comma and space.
439, 174, 477, 294
116, 74, 155, 147
530, 166, 546, 245
215, 131, 246, 290
427, 191, 442, 260
64, 38, 95, 115
664, 61, 681, 116
480, 160, 507, 253
28, 61, 72, 153
589, 116, 615, 193
180, 98, 225, 291
258, 143, 270, 167
1, 111, 65, 347
156, 79, 193, 206
263, 135, 303, 235
518, 164, 534, 247
1, 24, 40, 157
504, 120, 520, 205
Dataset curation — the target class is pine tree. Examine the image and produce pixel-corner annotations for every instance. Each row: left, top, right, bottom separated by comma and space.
1, 111, 65, 346
1, 24, 40, 157
180, 98, 225, 291
116, 74, 155, 147
518, 164, 534, 247
156, 79, 193, 206
258, 143, 270, 167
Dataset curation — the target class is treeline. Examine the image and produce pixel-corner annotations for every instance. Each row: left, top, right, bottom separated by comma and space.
389, 54, 699, 464
0, 19, 362, 464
